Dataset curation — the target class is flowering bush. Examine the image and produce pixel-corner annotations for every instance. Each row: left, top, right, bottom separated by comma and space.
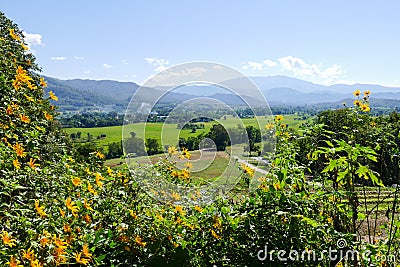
1, 12, 398, 267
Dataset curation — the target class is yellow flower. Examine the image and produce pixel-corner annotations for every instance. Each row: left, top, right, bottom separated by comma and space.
44, 111, 53, 121
129, 210, 138, 219
171, 191, 181, 200
360, 104, 370, 112
53, 247, 67, 265
87, 182, 98, 195
185, 162, 193, 169
59, 207, 66, 218
22, 247, 35, 261
20, 114, 30, 123
275, 115, 284, 122
12, 159, 21, 170
6, 105, 13, 115
34, 199, 47, 218
49, 91, 58, 101
28, 158, 40, 169
370, 121, 377, 128
180, 169, 190, 180
63, 224, 72, 233
327, 217, 333, 224
13, 143, 26, 158
210, 229, 221, 239
273, 182, 281, 190
95, 172, 105, 187
168, 146, 178, 155
6, 255, 23, 267
65, 197, 80, 217
83, 198, 94, 211
95, 151, 105, 159
174, 205, 185, 215
82, 244, 93, 259
353, 89, 361, 96
9, 29, 21, 41
71, 177, 82, 187
84, 214, 91, 224
353, 100, 360, 106
181, 147, 191, 159
40, 77, 47, 87
24, 94, 34, 102
265, 123, 274, 130
213, 217, 222, 229
155, 214, 164, 220
30, 259, 43, 267
21, 44, 29, 50
171, 170, 179, 178
364, 90, 371, 96
241, 163, 254, 177
74, 252, 90, 265
135, 236, 147, 247
53, 235, 68, 249
40, 235, 50, 247
1, 231, 16, 247
194, 205, 203, 212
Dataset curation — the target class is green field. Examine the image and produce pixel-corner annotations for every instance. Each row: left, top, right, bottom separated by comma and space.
64, 114, 313, 151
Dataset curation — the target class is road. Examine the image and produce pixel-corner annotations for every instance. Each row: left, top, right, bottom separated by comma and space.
233, 156, 268, 175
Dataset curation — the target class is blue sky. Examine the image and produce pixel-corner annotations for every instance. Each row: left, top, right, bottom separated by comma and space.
2, 1, 400, 86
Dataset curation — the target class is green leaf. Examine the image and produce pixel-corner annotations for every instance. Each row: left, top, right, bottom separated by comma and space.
301, 217, 319, 227
358, 213, 366, 220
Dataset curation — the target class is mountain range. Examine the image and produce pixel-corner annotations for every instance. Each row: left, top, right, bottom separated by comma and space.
44, 75, 400, 114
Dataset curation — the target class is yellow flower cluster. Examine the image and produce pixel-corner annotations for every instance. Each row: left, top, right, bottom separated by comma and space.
34, 199, 47, 218
353, 89, 371, 112
13, 66, 36, 91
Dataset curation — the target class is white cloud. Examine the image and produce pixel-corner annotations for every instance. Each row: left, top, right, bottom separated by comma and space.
248, 62, 264, 71
122, 59, 128, 65
242, 59, 277, 71
277, 56, 343, 85
145, 57, 169, 72
241, 56, 344, 85
146, 67, 208, 87
74, 56, 84, 60
84, 70, 92, 74
50, 56, 66, 61
263, 59, 277, 67
23, 31, 42, 47
103, 63, 112, 69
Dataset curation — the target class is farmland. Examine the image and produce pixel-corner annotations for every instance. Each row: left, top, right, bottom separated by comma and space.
64, 114, 312, 151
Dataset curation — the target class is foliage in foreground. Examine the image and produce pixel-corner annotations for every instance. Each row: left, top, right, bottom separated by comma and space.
1, 12, 399, 267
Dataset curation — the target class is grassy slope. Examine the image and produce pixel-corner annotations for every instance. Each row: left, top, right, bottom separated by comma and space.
64, 114, 313, 151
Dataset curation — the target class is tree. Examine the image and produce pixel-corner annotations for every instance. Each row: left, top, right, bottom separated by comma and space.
244, 126, 261, 155
206, 124, 230, 151
146, 138, 161, 155
245, 125, 261, 143
107, 141, 123, 159
123, 135, 146, 156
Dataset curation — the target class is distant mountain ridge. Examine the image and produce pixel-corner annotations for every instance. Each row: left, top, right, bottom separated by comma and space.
44, 75, 400, 114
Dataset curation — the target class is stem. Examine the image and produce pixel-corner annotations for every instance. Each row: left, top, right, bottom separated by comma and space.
387, 185, 399, 255
363, 185, 371, 243
373, 186, 381, 240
